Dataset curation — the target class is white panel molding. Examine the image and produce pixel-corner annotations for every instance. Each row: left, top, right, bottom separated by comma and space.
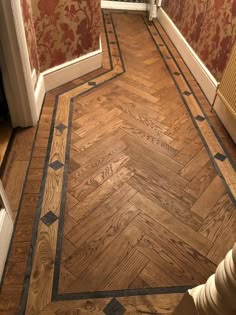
214, 96, 236, 143
102, 1, 148, 11
31, 68, 37, 88
34, 73, 46, 117
157, 8, 219, 104
101, 0, 157, 17
34, 48, 102, 115
43, 49, 102, 92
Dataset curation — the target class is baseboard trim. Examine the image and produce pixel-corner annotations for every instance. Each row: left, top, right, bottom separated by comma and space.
33, 48, 102, 115
101, 1, 157, 17
101, 1, 147, 11
0, 209, 13, 281
157, 8, 219, 104
34, 73, 46, 117
43, 49, 102, 92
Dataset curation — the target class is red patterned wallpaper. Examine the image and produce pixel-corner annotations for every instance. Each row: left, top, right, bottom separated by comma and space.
21, 0, 101, 75
31, 0, 101, 72
20, 0, 40, 79
162, 0, 236, 81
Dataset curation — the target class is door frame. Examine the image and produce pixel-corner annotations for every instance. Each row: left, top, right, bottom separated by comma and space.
0, 180, 13, 282
0, 0, 38, 127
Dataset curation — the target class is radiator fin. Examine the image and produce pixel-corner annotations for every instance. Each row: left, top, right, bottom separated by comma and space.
217, 44, 236, 118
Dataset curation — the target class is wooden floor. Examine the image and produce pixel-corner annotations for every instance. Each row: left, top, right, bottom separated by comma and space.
0, 120, 12, 171
1, 11, 236, 315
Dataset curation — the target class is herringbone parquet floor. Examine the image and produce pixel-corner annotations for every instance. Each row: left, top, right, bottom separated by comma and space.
59, 13, 235, 295
1, 10, 236, 315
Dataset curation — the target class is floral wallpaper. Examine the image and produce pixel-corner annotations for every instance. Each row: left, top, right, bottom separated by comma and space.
20, 0, 40, 80
162, 0, 236, 81
31, 0, 101, 72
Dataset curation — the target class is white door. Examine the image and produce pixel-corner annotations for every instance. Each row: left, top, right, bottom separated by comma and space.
0, 180, 13, 281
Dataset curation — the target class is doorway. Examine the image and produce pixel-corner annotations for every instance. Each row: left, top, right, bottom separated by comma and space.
0, 67, 13, 168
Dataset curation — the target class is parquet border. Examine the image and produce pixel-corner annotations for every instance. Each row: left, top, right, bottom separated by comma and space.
18, 11, 196, 315
155, 19, 236, 173
144, 17, 236, 205
1, 10, 235, 315
19, 10, 129, 314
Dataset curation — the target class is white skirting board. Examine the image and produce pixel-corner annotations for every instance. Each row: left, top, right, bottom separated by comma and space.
43, 49, 102, 92
34, 73, 46, 117
101, 1, 147, 11
0, 209, 13, 282
34, 48, 102, 116
157, 8, 218, 104
101, 1, 157, 17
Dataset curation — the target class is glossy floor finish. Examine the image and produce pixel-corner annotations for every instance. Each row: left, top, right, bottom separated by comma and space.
0, 11, 236, 315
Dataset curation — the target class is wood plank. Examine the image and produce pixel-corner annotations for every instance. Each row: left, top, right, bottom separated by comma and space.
66, 184, 136, 247
65, 208, 141, 291
190, 175, 226, 218
124, 145, 189, 189
101, 249, 148, 290
118, 294, 183, 315
72, 130, 125, 166
25, 222, 58, 314
69, 152, 130, 201
179, 148, 210, 181
130, 193, 211, 255
4, 161, 28, 218
65, 222, 142, 293
68, 167, 134, 222
128, 165, 201, 231
133, 213, 216, 282
184, 160, 217, 199
198, 194, 235, 242
121, 122, 178, 158
122, 134, 183, 172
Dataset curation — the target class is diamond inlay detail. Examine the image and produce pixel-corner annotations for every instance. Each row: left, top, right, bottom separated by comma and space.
104, 298, 126, 315
195, 115, 205, 122
88, 81, 97, 86
183, 91, 192, 96
49, 160, 64, 171
55, 123, 67, 133
214, 152, 227, 162
41, 211, 58, 226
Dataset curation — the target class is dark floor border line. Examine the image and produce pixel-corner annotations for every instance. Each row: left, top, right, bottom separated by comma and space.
110, 12, 126, 72
0, 127, 16, 178
53, 286, 193, 301
18, 68, 127, 314
51, 13, 195, 302
143, 17, 236, 206
18, 11, 126, 314
52, 98, 73, 298
103, 11, 113, 71
43, 11, 115, 97
0, 92, 46, 292
52, 68, 127, 297
52, 12, 133, 300
154, 20, 236, 172
19, 94, 60, 315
